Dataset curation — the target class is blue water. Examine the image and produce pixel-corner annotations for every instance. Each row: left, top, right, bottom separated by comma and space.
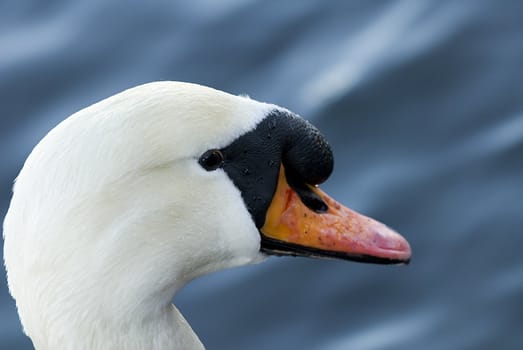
1, 1, 523, 349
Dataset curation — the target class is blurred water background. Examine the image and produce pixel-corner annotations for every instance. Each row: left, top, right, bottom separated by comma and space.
1, 1, 523, 349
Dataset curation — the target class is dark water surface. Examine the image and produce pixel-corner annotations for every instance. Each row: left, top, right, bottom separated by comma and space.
1, 1, 523, 349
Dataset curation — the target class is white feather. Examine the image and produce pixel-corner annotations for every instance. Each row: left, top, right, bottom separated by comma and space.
3, 81, 277, 349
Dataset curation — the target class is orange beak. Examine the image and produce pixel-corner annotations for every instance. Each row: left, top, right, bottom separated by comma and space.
260, 167, 411, 264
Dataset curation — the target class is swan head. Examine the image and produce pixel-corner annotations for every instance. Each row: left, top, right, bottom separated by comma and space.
3, 81, 411, 348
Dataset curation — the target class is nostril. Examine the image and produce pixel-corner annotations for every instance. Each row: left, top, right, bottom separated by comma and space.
300, 191, 328, 213
285, 168, 329, 213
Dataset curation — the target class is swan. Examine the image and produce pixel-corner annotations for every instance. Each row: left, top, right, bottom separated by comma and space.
3, 81, 411, 350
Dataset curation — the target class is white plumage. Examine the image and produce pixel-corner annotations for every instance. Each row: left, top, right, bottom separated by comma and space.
4, 82, 275, 349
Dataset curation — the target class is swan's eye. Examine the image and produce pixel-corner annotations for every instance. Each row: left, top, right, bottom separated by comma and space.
199, 149, 225, 171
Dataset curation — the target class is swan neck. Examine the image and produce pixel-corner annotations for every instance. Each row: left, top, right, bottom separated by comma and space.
29, 303, 203, 350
